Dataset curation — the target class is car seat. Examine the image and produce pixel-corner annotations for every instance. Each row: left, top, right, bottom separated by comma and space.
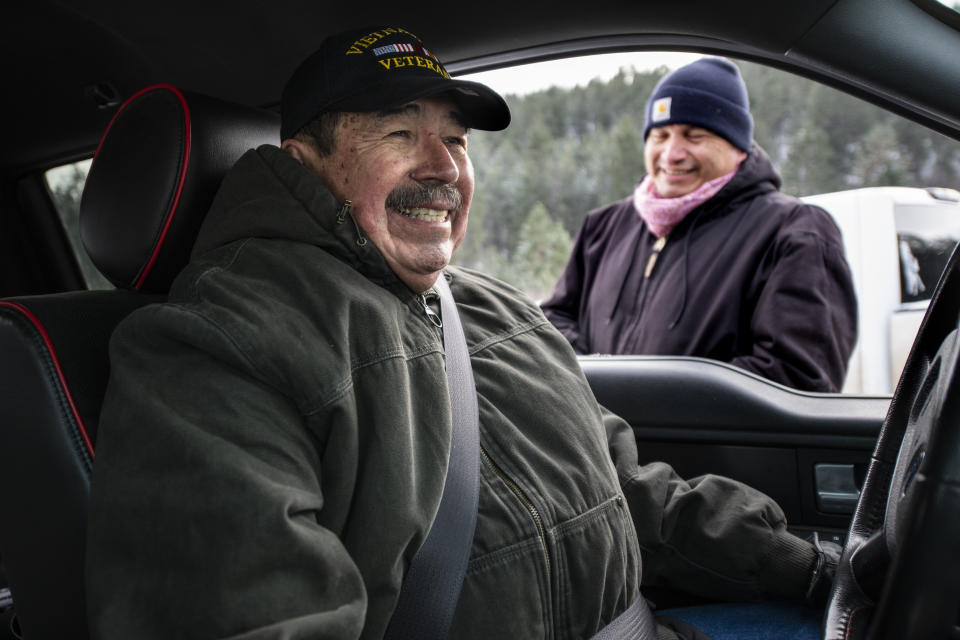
0, 84, 279, 640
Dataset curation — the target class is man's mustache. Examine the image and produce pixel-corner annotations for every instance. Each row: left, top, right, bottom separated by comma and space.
385, 184, 463, 213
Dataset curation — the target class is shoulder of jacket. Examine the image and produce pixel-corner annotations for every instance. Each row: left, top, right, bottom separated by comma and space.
445, 266, 549, 338
772, 196, 845, 243
586, 196, 634, 221
575, 197, 638, 242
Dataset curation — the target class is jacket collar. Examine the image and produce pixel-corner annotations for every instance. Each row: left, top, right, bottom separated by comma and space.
193, 144, 412, 297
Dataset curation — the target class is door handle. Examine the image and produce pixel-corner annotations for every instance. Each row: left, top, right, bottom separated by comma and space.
814, 463, 861, 514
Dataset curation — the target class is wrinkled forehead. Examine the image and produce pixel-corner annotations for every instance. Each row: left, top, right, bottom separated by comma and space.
327, 96, 471, 154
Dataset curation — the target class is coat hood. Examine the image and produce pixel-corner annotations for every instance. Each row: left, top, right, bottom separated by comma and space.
705, 142, 781, 215
192, 144, 397, 287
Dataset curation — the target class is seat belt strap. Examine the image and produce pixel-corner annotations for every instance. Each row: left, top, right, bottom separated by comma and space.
383, 273, 480, 640
386, 276, 657, 639
591, 593, 659, 639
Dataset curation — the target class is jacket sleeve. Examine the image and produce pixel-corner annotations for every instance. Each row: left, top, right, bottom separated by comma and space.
86, 304, 367, 640
731, 209, 858, 392
603, 407, 817, 603
540, 220, 590, 352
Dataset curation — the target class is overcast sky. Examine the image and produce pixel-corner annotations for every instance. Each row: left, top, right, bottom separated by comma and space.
458, 51, 704, 97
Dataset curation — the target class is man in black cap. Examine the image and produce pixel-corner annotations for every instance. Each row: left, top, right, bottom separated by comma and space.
542, 57, 858, 393
87, 31, 834, 640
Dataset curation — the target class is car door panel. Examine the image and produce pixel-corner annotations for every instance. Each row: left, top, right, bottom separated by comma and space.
580, 356, 888, 538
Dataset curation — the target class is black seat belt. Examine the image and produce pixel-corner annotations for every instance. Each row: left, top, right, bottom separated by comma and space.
385, 274, 659, 640
383, 274, 480, 640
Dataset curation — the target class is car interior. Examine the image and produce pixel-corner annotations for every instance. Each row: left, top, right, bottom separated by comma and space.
0, 85, 280, 638
3, 1, 960, 638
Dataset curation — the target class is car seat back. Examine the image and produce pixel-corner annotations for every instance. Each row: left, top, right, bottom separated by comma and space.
0, 85, 279, 640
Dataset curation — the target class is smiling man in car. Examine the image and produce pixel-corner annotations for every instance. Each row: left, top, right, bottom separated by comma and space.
86, 28, 835, 640
541, 58, 859, 394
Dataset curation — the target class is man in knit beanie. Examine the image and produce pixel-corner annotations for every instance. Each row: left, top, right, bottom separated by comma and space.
542, 57, 858, 393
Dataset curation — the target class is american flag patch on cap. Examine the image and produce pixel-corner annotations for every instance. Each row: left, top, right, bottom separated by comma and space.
372, 43, 434, 58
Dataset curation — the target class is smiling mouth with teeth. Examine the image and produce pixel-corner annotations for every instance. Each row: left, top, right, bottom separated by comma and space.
397, 207, 449, 222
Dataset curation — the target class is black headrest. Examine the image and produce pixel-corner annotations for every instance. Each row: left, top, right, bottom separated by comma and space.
79, 84, 280, 293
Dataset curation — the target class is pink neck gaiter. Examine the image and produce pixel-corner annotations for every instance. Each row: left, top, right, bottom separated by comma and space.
633, 167, 739, 237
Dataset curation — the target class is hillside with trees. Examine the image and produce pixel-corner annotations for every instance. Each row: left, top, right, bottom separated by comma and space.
455, 59, 960, 300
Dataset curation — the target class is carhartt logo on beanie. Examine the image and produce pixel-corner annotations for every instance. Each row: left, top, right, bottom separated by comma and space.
642, 57, 754, 152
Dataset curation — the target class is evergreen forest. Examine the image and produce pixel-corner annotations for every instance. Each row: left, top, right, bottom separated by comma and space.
454, 59, 960, 300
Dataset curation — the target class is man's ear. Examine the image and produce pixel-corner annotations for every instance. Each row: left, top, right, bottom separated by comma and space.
281, 138, 308, 164
280, 138, 332, 194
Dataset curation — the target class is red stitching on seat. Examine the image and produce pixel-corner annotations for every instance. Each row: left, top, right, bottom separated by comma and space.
0, 301, 95, 458
91, 84, 192, 291
133, 85, 191, 290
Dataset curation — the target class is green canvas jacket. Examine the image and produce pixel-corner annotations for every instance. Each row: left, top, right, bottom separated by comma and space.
86, 145, 817, 639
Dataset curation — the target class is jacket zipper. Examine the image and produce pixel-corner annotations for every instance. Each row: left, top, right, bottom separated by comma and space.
636, 235, 668, 314
479, 446, 552, 587
335, 199, 368, 247
335, 199, 352, 224
622, 235, 668, 353
420, 291, 443, 328
643, 235, 668, 279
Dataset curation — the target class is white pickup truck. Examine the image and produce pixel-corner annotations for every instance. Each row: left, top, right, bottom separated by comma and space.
803, 187, 960, 394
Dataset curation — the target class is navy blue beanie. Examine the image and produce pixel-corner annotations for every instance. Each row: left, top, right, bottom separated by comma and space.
642, 57, 753, 152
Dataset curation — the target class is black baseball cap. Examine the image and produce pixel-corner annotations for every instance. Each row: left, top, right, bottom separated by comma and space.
281, 26, 511, 139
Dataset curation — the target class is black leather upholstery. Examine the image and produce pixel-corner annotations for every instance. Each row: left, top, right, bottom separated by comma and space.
0, 291, 150, 640
0, 85, 279, 639
81, 84, 280, 293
